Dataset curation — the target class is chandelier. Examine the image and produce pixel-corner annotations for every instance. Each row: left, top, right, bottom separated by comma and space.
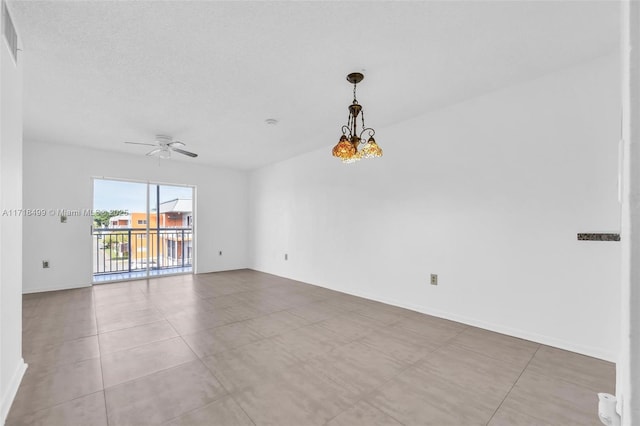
332, 72, 383, 163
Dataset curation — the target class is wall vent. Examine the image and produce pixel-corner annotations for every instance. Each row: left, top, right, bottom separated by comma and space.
3, 1, 18, 63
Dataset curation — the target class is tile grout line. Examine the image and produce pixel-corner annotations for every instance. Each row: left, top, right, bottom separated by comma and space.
98, 285, 167, 390
484, 344, 542, 425
5, 391, 106, 425
319, 328, 446, 426
447, 332, 538, 370
226, 393, 258, 426
191, 307, 390, 425
15, 274, 248, 423
322, 399, 407, 426
98, 317, 165, 336
521, 346, 616, 393
188, 282, 265, 426
181, 333, 259, 426
17, 272, 611, 425
155, 297, 258, 425
98, 295, 202, 391
321, 323, 476, 425
92, 285, 111, 426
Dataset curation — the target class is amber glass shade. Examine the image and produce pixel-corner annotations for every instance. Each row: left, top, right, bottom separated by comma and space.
332, 135, 356, 160
360, 137, 383, 158
341, 150, 362, 164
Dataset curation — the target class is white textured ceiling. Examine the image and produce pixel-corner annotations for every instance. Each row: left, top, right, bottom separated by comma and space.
8, 1, 619, 170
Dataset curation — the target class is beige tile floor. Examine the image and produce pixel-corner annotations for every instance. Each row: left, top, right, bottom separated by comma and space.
9, 270, 614, 425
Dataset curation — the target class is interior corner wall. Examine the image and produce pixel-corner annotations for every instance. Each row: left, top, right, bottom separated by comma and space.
619, 1, 640, 424
22, 142, 249, 293
0, 1, 26, 423
249, 53, 621, 361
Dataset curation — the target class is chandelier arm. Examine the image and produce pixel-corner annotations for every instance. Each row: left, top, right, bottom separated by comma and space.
333, 72, 381, 163
359, 127, 376, 140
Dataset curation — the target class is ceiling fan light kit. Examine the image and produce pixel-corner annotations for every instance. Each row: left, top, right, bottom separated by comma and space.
332, 72, 382, 164
125, 135, 198, 159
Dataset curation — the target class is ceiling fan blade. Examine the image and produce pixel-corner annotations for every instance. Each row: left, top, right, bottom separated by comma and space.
168, 141, 185, 147
146, 148, 163, 156
170, 147, 198, 158
125, 141, 157, 146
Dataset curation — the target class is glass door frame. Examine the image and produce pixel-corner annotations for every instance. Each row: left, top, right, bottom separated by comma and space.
91, 176, 196, 284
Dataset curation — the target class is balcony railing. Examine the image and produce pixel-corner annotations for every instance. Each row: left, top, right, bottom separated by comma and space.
93, 227, 193, 276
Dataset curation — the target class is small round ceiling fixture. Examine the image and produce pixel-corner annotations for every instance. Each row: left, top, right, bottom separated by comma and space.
346, 72, 364, 84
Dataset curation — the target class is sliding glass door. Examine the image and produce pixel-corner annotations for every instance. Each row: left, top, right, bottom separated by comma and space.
92, 178, 194, 283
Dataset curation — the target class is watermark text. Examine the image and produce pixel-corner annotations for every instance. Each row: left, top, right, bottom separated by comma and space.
1, 209, 129, 217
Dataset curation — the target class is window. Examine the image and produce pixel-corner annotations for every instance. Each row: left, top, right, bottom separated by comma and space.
137, 219, 147, 225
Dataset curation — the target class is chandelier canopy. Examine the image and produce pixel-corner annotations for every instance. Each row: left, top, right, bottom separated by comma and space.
332, 72, 382, 163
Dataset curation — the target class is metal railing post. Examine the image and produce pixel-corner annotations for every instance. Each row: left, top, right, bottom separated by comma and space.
95, 233, 99, 273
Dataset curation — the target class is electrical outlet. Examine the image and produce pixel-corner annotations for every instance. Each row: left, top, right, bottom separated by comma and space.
42, 260, 50, 268
284, 253, 288, 260
219, 251, 222, 256
430, 274, 438, 285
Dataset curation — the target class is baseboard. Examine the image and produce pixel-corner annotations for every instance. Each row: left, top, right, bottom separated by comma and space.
23, 269, 253, 293
195, 266, 250, 275
23, 282, 90, 294
248, 268, 617, 362
1, 359, 27, 425
423, 306, 616, 362
365, 292, 617, 362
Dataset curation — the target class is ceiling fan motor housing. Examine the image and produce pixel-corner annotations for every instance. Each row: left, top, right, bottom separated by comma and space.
156, 135, 172, 146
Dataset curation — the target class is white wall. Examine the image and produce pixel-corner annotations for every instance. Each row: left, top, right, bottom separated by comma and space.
619, 1, 639, 424
22, 142, 249, 293
249, 54, 621, 361
0, 1, 26, 423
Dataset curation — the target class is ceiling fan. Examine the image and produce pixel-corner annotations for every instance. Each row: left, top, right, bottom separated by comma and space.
125, 135, 198, 158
